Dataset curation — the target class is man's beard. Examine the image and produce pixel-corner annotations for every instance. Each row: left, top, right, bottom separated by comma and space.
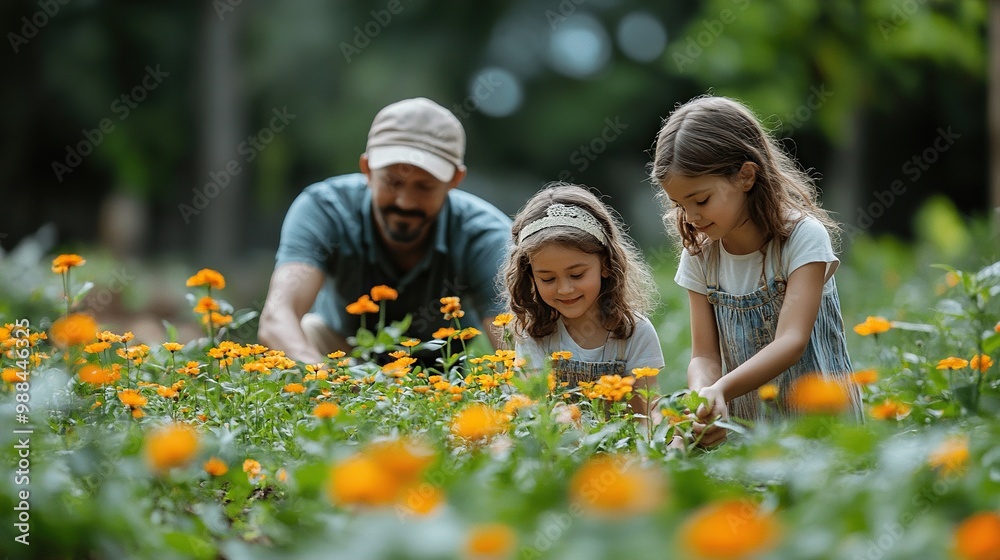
378, 205, 429, 244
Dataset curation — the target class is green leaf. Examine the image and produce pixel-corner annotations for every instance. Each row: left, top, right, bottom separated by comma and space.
163, 532, 215, 559
354, 328, 375, 347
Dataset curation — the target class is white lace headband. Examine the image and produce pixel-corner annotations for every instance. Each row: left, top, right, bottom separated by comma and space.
517, 203, 607, 245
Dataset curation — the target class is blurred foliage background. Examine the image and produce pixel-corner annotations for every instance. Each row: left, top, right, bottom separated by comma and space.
0, 0, 995, 351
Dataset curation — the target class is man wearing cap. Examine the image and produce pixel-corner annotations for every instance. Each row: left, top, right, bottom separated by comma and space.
258, 97, 512, 364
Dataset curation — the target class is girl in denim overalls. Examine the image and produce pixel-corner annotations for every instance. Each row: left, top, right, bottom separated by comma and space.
503, 183, 665, 417
650, 96, 863, 447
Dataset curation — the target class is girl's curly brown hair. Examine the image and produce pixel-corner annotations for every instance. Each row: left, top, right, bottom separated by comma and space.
501, 183, 658, 340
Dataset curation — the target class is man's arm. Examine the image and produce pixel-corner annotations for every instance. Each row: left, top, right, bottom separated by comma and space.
258, 262, 328, 364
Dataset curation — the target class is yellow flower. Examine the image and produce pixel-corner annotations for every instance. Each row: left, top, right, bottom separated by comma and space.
502, 394, 535, 416
870, 399, 911, 421
193, 296, 220, 314
2, 368, 26, 384
156, 386, 179, 399
200, 312, 232, 327
117, 389, 148, 410
345, 294, 379, 315
283, 383, 306, 394
327, 454, 398, 506
953, 511, 1000, 560
853, 316, 892, 336
327, 350, 346, 359
83, 341, 111, 354
78, 364, 119, 385
632, 367, 660, 379
491, 313, 514, 327
49, 313, 98, 349
162, 342, 184, 352
970, 354, 994, 372
550, 350, 573, 361
465, 523, 517, 559
51, 253, 86, 274
937, 357, 970, 370
203, 457, 228, 477
459, 327, 481, 341
450, 404, 508, 441
928, 435, 969, 476
313, 402, 340, 419
370, 285, 398, 301
400, 339, 420, 348
439, 296, 464, 320
679, 499, 780, 559
432, 327, 457, 340
788, 374, 850, 414
849, 369, 878, 385
186, 268, 226, 289
568, 454, 664, 516
243, 458, 261, 474
758, 384, 779, 401
144, 423, 200, 473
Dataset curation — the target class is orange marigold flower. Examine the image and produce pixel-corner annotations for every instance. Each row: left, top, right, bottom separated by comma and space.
568, 454, 664, 517
78, 363, 119, 385
970, 354, 994, 372
492, 313, 514, 327
118, 389, 148, 410
870, 399, 911, 421
313, 402, 340, 419
929, 435, 969, 476
144, 423, 200, 473
459, 327, 481, 341
432, 327, 457, 340
283, 383, 306, 394
326, 454, 398, 506
679, 499, 780, 559
83, 341, 111, 354
370, 285, 398, 302
788, 374, 850, 414
849, 369, 879, 385
193, 296, 220, 314
345, 294, 379, 315
953, 511, 1000, 560
400, 339, 420, 348
937, 357, 970, 370
551, 351, 573, 361
186, 268, 226, 289
201, 312, 233, 327
758, 384, 779, 401
204, 457, 228, 477
451, 404, 508, 441
632, 367, 660, 379
156, 386, 179, 399
465, 523, 517, 559
853, 316, 892, 336
2, 368, 26, 384
49, 313, 98, 348
439, 296, 464, 320
503, 394, 536, 415
51, 253, 86, 273
162, 342, 184, 352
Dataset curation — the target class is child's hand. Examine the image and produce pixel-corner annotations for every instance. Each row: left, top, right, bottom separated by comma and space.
692, 385, 729, 447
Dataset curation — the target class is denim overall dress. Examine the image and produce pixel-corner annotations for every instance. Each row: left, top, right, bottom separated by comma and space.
551, 336, 627, 389
705, 239, 863, 422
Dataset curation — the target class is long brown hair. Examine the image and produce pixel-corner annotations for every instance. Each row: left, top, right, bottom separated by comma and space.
502, 183, 657, 340
649, 95, 840, 254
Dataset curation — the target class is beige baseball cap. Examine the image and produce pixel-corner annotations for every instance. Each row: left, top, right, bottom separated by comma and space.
365, 97, 465, 182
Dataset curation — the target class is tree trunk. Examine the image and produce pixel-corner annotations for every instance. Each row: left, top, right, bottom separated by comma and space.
196, 5, 244, 265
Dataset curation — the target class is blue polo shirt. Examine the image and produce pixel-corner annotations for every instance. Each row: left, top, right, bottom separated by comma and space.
275, 173, 512, 341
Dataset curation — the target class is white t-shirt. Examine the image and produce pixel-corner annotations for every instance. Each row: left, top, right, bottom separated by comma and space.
674, 217, 839, 296
515, 315, 665, 374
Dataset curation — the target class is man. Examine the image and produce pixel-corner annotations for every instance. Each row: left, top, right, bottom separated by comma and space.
258, 97, 512, 364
